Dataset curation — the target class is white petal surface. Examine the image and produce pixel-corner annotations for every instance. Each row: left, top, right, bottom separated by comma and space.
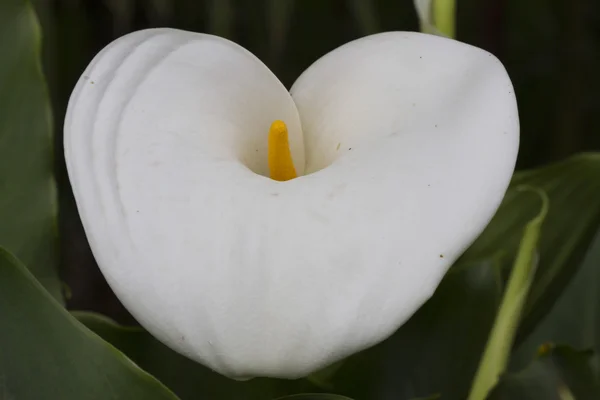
65, 29, 518, 379
290, 28, 518, 364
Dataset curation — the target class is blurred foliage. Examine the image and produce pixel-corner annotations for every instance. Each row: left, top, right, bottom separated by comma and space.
459, 0, 600, 167
489, 345, 600, 400
0, 0, 60, 301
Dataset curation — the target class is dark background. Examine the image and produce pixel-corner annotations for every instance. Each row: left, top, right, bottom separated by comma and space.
32, 0, 600, 322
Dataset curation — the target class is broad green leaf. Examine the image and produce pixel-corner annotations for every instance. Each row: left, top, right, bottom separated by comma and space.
511, 229, 600, 370
488, 345, 600, 400
0, 0, 60, 300
0, 247, 179, 400
330, 259, 503, 399
461, 154, 600, 346
468, 189, 548, 400
74, 311, 319, 400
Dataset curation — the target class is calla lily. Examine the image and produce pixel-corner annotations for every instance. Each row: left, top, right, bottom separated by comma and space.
64, 28, 518, 379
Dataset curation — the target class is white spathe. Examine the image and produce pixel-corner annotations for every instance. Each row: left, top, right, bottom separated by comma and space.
64, 28, 519, 379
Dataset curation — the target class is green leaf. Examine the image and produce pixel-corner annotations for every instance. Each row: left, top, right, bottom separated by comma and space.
468, 188, 548, 400
510, 227, 600, 370
330, 259, 503, 399
0, 0, 60, 300
461, 154, 600, 346
488, 345, 600, 400
74, 311, 319, 400
0, 247, 179, 400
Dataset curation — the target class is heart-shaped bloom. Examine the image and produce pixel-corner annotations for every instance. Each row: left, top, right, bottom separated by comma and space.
65, 28, 518, 379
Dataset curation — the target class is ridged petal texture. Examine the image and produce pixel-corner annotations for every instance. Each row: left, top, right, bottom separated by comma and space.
65, 28, 519, 379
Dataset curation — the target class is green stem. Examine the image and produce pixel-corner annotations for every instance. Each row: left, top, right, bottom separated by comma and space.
432, 0, 456, 38
467, 187, 549, 400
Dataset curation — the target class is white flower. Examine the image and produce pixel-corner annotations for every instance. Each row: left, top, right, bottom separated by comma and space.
64, 28, 518, 379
